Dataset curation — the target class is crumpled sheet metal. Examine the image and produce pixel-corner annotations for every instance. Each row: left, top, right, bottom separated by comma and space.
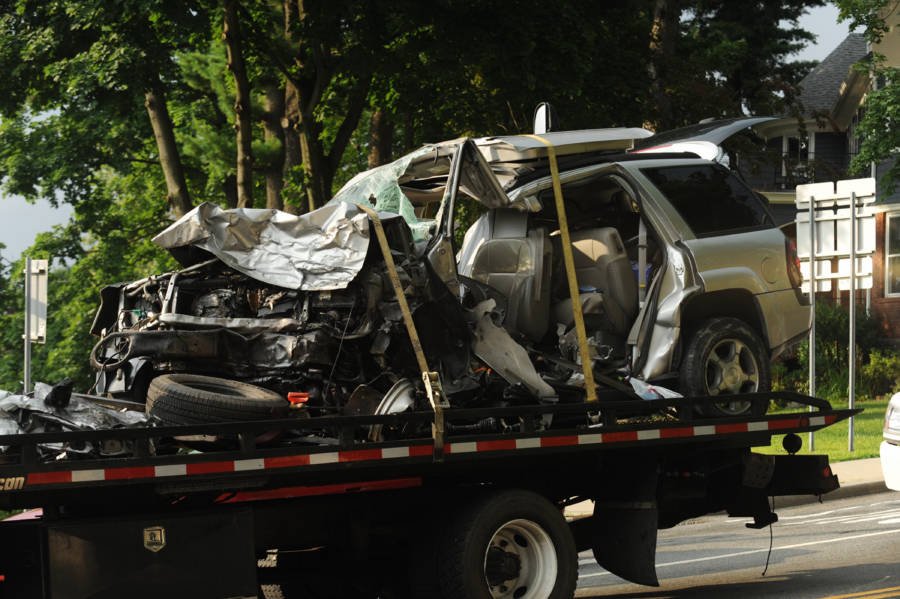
470, 300, 556, 400
153, 201, 370, 291
0, 384, 148, 458
329, 145, 435, 240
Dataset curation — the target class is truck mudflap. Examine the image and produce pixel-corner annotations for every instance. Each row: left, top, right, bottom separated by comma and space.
571, 458, 661, 587
590, 499, 660, 587
571, 450, 841, 587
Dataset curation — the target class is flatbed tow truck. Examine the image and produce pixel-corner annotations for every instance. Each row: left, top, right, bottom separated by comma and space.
0, 391, 855, 598
0, 129, 855, 598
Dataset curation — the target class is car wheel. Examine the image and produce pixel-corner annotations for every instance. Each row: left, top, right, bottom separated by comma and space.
680, 317, 770, 417
434, 489, 577, 599
146, 374, 288, 425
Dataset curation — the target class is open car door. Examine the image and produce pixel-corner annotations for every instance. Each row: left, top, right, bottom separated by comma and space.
426, 138, 511, 295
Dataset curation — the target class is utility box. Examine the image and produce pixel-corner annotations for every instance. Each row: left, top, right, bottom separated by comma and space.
44, 508, 257, 599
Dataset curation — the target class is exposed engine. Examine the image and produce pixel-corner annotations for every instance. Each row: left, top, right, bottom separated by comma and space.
89, 214, 494, 419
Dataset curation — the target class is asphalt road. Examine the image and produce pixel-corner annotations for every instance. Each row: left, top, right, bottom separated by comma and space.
576, 491, 900, 598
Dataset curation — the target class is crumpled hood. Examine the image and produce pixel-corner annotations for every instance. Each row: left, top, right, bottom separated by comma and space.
152, 201, 370, 290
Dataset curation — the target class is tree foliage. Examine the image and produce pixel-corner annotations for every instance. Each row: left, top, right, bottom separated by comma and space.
0, 0, 827, 391
837, 0, 900, 192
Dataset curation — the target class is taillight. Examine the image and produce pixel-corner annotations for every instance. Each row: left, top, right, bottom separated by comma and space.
786, 237, 803, 289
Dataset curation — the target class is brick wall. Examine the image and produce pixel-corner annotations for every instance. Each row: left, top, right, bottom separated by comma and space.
870, 211, 900, 337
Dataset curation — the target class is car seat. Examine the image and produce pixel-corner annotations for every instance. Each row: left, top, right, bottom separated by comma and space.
551, 227, 638, 337
469, 209, 553, 342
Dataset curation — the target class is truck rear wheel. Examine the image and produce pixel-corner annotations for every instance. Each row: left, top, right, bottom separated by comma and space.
435, 489, 577, 599
146, 374, 289, 425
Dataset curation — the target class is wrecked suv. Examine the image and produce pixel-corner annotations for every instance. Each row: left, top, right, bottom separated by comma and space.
90, 118, 809, 423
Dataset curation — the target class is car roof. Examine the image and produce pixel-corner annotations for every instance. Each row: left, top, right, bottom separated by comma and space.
476, 128, 653, 162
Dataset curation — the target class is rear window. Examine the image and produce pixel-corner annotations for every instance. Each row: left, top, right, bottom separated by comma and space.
641, 165, 773, 236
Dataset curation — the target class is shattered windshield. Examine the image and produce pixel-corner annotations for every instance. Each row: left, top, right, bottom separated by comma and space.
329, 145, 438, 241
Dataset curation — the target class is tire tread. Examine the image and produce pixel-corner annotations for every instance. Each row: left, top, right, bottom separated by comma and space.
146, 374, 288, 425
680, 317, 770, 417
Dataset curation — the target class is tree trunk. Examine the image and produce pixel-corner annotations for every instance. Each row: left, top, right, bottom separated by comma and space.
403, 111, 414, 154
297, 111, 329, 212
290, 0, 333, 215
283, 0, 372, 212
281, 0, 302, 214
282, 81, 303, 214
224, 0, 253, 208
224, 174, 238, 209
367, 108, 393, 168
144, 86, 192, 217
263, 85, 285, 210
648, 0, 679, 131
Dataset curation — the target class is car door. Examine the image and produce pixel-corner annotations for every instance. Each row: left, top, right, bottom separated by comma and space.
426, 138, 511, 296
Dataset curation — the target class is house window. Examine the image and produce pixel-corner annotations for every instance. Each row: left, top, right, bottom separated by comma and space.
887, 213, 900, 296
782, 135, 811, 185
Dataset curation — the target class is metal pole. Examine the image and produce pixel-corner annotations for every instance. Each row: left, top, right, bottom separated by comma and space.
23, 257, 32, 395
849, 191, 857, 452
808, 196, 816, 451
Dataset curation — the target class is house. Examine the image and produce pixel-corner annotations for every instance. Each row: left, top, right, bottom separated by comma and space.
746, 34, 869, 223
737, 26, 900, 337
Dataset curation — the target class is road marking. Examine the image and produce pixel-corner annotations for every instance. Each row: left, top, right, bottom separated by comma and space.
579, 528, 900, 578
778, 500, 900, 521
838, 593, 900, 599
779, 508, 900, 526
818, 585, 900, 599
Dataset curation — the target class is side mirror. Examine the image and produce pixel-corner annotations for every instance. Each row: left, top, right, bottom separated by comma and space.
533, 102, 559, 134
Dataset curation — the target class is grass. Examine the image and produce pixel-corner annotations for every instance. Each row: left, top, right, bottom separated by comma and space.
756, 395, 888, 462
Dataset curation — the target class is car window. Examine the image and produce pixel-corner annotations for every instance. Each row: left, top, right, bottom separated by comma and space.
641, 164, 773, 236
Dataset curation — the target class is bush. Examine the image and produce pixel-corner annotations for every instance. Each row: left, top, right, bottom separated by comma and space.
772, 353, 807, 395
773, 300, 888, 402
860, 348, 900, 398
798, 300, 881, 372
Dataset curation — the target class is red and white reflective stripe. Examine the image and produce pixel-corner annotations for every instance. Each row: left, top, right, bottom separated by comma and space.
22, 414, 837, 488
216, 477, 423, 504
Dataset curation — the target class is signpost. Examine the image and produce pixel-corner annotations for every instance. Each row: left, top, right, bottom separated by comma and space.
795, 179, 875, 452
22, 257, 48, 393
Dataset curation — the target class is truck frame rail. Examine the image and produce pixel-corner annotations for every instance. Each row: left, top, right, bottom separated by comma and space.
0, 391, 856, 509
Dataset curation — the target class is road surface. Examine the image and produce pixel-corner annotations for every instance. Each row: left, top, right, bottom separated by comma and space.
577, 491, 900, 598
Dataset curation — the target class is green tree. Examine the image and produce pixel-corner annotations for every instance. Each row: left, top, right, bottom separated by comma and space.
647, 0, 824, 129
0, 0, 831, 391
838, 0, 900, 193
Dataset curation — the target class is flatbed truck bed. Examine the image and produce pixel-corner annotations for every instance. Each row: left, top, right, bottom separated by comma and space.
0, 392, 857, 598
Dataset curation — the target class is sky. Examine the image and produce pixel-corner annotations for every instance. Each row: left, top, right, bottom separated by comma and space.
0, 3, 856, 263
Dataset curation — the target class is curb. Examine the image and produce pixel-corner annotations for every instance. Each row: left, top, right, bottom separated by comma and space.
565, 479, 890, 520
773, 479, 889, 509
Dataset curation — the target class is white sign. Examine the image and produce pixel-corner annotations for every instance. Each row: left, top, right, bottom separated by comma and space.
26, 259, 48, 343
795, 178, 876, 291
795, 178, 875, 453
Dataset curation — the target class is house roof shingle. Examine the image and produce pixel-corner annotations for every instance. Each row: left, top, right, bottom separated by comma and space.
797, 33, 868, 115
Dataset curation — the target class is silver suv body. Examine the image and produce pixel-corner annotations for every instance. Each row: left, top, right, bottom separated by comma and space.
493, 156, 810, 380
92, 120, 809, 419
413, 121, 809, 414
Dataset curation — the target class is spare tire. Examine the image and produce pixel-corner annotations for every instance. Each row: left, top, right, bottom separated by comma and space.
146, 374, 289, 425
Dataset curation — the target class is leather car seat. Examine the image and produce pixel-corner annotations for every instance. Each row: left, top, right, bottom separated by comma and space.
551, 227, 638, 337
469, 209, 553, 342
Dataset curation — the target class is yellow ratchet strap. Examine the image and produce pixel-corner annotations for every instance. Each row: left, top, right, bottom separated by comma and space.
355, 203, 446, 458
523, 135, 598, 402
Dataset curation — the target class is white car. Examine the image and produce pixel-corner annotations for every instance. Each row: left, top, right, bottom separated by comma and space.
882, 392, 900, 490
